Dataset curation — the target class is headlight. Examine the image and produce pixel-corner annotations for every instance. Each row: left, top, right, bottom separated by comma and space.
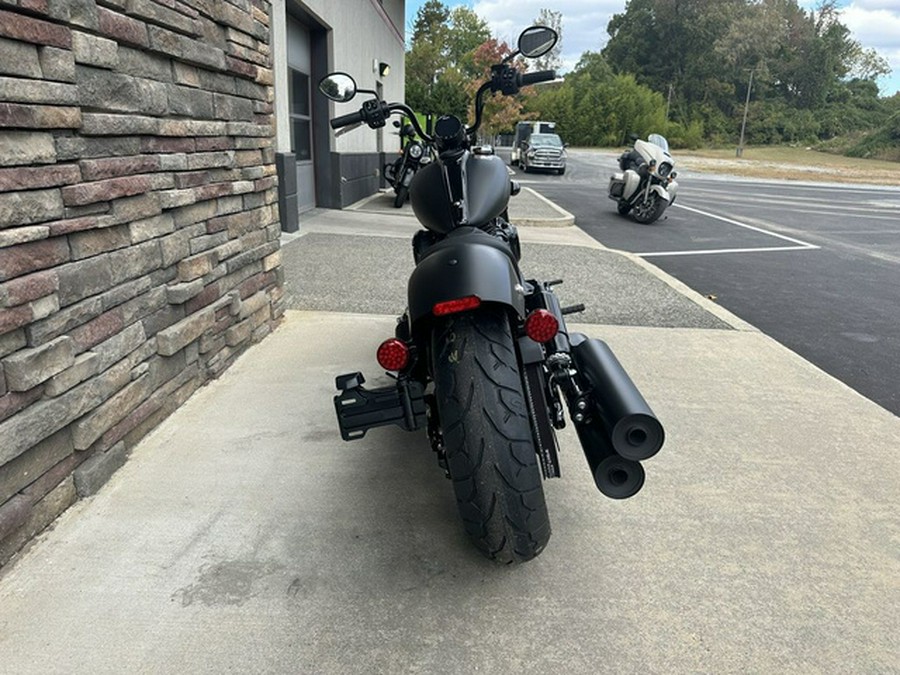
408, 144, 423, 159
527, 150, 536, 158
657, 162, 672, 178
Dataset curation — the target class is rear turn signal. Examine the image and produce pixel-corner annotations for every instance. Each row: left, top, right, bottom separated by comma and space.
525, 309, 559, 343
376, 338, 409, 371
432, 295, 481, 317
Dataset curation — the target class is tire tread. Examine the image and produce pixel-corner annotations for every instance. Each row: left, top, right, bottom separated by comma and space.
431, 309, 551, 564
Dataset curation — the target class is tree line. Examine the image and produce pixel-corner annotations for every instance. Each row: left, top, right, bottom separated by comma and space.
405, 0, 899, 157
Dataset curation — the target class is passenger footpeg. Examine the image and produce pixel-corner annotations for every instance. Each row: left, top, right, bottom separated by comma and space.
334, 372, 426, 441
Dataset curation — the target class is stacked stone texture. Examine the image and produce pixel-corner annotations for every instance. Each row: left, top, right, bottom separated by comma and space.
0, 0, 282, 567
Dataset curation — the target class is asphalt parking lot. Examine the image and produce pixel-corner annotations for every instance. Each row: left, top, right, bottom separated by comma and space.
522, 149, 900, 415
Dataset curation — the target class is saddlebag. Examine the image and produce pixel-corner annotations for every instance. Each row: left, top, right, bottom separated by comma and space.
608, 173, 625, 198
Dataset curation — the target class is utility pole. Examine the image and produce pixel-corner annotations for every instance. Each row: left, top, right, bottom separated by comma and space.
737, 68, 754, 158
665, 83, 673, 121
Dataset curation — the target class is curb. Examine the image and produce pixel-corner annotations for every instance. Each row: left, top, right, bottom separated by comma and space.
623, 252, 759, 332
511, 188, 576, 228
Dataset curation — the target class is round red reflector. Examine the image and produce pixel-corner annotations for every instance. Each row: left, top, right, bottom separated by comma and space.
376, 338, 409, 371
525, 309, 559, 343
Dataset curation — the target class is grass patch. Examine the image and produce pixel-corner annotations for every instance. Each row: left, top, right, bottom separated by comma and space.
689, 145, 887, 168
576, 145, 900, 185
677, 146, 900, 185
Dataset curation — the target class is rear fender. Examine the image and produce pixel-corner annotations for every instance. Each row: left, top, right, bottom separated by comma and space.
408, 240, 524, 328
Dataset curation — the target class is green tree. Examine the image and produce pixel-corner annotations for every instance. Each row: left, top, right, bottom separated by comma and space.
525, 50, 704, 148
605, 0, 744, 123
601, 0, 894, 145
404, 2, 491, 119
467, 38, 536, 137
448, 6, 491, 78
405, 1, 453, 115
410, 0, 449, 46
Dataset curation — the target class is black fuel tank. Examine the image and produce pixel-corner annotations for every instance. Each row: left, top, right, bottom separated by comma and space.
409, 153, 510, 234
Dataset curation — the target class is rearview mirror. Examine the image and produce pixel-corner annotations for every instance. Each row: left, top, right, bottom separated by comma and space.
518, 26, 558, 59
318, 72, 357, 102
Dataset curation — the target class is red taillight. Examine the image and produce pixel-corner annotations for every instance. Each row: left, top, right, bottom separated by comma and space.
432, 295, 481, 316
525, 309, 559, 343
376, 338, 409, 371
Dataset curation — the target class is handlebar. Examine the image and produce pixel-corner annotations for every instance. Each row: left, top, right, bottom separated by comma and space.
331, 110, 365, 129
330, 66, 557, 143
519, 69, 556, 87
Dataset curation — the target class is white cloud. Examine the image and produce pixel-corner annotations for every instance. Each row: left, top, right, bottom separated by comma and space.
851, 0, 900, 10
841, 4, 900, 94
473, 0, 622, 72
842, 5, 900, 48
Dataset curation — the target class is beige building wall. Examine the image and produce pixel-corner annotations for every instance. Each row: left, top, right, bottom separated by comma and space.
269, 0, 406, 213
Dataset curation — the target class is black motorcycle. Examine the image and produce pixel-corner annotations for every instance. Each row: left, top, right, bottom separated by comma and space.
321, 26, 665, 564
384, 121, 430, 207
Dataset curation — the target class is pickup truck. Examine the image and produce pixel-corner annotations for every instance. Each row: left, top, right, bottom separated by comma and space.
519, 132, 566, 175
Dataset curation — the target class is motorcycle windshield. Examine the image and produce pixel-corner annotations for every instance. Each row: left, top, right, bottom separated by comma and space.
648, 134, 670, 153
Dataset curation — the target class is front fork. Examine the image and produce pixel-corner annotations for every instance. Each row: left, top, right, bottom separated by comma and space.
642, 176, 653, 204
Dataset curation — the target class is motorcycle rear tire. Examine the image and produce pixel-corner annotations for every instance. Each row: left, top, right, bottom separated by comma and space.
632, 193, 666, 224
394, 186, 408, 208
617, 200, 632, 215
431, 308, 551, 564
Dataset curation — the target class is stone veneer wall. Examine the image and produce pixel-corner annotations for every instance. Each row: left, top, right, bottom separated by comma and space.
0, 0, 283, 568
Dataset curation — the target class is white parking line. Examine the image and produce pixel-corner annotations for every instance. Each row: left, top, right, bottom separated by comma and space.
674, 203, 818, 247
632, 203, 822, 257
637, 245, 818, 257
683, 190, 900, 216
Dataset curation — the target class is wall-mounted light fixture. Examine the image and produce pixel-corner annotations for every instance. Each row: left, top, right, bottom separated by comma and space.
379, 62, 391, 78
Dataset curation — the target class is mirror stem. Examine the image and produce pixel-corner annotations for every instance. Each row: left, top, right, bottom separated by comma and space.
501, 49, 520, 65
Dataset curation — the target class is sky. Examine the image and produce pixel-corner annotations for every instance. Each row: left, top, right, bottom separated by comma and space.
404, 0, 900, 97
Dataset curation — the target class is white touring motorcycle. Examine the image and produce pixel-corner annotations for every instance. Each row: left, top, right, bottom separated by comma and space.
608, 133, 678, 224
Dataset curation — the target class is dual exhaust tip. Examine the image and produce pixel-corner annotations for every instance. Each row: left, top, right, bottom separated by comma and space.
569, 335, 665, 500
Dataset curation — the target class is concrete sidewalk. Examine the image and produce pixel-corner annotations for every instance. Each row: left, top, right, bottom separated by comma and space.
349, 184, 576, 228
0, 199, 898, 673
